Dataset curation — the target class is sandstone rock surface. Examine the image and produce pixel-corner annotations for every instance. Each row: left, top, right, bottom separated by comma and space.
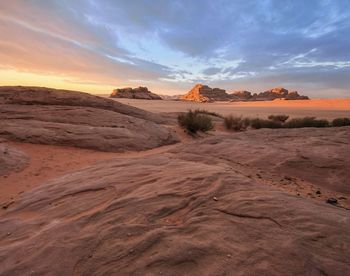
0, 86, 178, 152
181, 84, 230, 102
0, 143, 29, 176
0, 127, 349, 275
0, 86, 163, 123
110, 86, 162, 100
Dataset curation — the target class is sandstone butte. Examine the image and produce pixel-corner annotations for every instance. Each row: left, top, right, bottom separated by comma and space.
110, 86, 162, 100
181, 84, 309, 102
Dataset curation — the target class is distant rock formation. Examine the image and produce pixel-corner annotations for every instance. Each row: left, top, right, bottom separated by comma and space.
230, 90, 254, 101
110, 87, 162, 100
180, 84, 230, 102
230, 87, 309, 101
158, 94, 182, 100
180, 85, 309, 103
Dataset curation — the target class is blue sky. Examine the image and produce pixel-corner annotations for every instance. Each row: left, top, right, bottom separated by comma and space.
0, 0, 350, 97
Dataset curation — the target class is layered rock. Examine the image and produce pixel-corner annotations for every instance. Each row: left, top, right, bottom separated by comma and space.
0, 86, 178, 152
0, 86, 163, 123
181, 84, 230, 102
110, 86, 162, 100
0, 127, 350, 275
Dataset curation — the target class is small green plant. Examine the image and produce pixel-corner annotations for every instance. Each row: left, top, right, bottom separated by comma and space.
268, 114, 289, 123
224, 115, 249, 131
284, 117, 330, 128
178, 110, 214, 134
193, 109, 223, 118
332, 118, 350, 127
249, 118, 283, 129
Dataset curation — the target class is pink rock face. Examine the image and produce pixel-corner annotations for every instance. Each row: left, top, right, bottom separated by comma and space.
110, 86, 162, 100
181, 84, 230, 102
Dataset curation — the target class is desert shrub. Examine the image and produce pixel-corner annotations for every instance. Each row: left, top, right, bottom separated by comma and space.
178, 110, 213, 133
193, 109, 223, 118
268, 114, 289, 123
332, 118, 350, 127
224, 115, 249, 131
284, 117, 330, 128
249, 118, 283, 129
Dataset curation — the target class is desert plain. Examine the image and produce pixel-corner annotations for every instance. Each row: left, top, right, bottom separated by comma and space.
0, 87, 350, 275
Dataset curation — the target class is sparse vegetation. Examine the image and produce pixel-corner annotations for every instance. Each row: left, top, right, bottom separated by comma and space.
332, 118, 350, 127
193, 109, 223, 118
284, 117, 330, 128
223, 114, 350, 131
268, 114, 289, 123
224, 115, 249, 131
178, 110, 214, 134
249, 118, 283, 129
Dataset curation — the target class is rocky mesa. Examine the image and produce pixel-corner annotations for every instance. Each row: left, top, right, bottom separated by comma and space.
110, 86, 162, 100
180, 84, 309, 102
231, 87, 309, 101
180, 84, 230, 102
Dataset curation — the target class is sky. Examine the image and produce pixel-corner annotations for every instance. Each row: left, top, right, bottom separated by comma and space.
0, 0, 350, 97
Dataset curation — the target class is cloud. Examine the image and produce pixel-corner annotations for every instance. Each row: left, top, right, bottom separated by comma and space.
0, 0, 349, 97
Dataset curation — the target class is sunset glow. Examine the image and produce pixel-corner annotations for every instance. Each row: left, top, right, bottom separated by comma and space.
0, 1, 349, 97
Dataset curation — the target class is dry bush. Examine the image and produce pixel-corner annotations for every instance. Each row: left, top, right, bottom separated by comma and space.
284, 117, 330, 128
249, 118, 283, 129
178, 110, 214, 134
332, 118, 350, 127
268, 114, 289, 123
224, 115, 249, 131
193, 109, 223, 118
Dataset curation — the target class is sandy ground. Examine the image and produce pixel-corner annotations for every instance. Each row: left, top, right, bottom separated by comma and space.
0, 142, 117, 209
113, 98, 350, 119
0, 126, 188, 211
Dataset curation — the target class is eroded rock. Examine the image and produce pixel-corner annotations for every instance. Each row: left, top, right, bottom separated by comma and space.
0, 86, 178, 152
181, 84, 230, 102
110, 87, 162, 100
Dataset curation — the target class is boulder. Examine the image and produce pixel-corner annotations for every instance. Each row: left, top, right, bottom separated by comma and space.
110, 87, 162, 100
181, 84, 230, 102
